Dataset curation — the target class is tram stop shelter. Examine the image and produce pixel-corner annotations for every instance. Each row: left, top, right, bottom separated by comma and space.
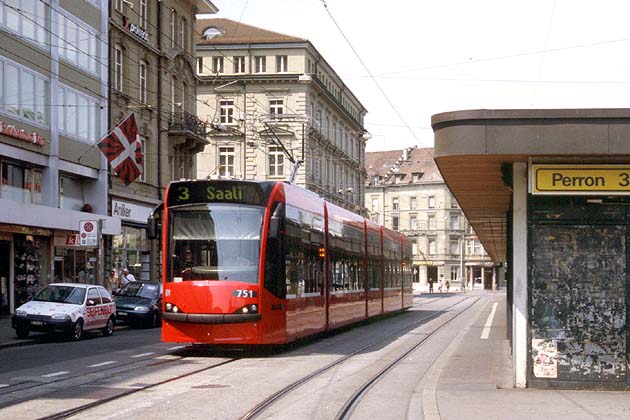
432, 109, 630, 390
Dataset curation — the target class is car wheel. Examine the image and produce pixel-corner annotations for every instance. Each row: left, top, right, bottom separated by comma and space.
70, 319, 84, 341
103, 316, 115, 336
16, 327, 30, 339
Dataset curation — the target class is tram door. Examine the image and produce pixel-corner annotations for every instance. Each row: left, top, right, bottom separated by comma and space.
0, 240, 10, 315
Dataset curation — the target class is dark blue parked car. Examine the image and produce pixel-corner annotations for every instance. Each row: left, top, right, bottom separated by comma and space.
114, 282, 162, 328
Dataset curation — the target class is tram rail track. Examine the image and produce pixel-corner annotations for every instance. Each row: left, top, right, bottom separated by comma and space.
239, 295, 477, 420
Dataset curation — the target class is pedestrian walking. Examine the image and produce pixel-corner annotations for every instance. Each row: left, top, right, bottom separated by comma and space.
445, 280, 450, 292
428, 278, 434, 293
438, 274, 444, 293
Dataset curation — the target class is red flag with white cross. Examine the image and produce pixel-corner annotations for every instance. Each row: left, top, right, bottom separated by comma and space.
97, 113, 143, 185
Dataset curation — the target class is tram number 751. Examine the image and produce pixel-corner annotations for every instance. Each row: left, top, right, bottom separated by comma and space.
232, 289, 257, 298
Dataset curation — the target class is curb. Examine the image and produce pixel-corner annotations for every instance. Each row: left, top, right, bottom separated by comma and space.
0, 339, 35, 350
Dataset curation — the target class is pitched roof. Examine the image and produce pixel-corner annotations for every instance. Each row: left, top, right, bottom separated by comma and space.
365, 147, 442, 186
196, 18, 307, 45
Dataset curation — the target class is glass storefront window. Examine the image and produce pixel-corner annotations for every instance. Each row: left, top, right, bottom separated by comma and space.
112, 225, 149, 281
54, 247, 97, 284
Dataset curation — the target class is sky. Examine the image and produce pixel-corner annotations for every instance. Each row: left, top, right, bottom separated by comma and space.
203, 0, 630, 152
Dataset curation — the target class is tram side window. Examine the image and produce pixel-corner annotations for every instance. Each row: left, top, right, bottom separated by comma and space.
368, 258, 380, 289
284, 217, 324, 297
265, 203, 286, 299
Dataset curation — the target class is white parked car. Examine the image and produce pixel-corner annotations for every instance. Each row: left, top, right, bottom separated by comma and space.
11, 283, 116, 340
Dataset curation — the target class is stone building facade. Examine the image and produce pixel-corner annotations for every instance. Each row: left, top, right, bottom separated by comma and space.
108, 0, 217, 281
365, 147, 494, 290
0, 0, 121, 314
195, 19, 367, 212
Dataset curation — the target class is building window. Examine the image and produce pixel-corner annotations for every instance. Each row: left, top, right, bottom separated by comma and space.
451, 195, 459, 208
0, 58, 49, 126
58, 84, 99, 143
170, 9, 176, 48
450, 214, 459, 230
115, 0, 123, 12
276, 55, 287, 72
233, 56, 245, 73
180, 17, 187, 50
371, 197, 378, 212
412, 172, 422, 182
410, 196, 417, 209
428, 195, 435, 208
139, 137, 146, 182
428, 214, 436, 230
410, 215, 417, 230
196, 57, 203, 74
181, 82, 186, 113
450, 238, 460, 255
255, 56, 266, 73
269, 99, 284, 118
218, 147, 235, 177
428, 237, 436, 255
139, 61, 147, 103
392, 197, 399, 210
114, 46, 123, 91
392, 216, 399, 231
412, 243, 418, 256
170, 77, 176, 113
139, 0, 147, 28
59, 175, 84, 211
58, 12, 98, 75
1, 161, 42, 205
450, 266, 459, 281
268, 146, 284, 177
219, 100, 234, 124
212, 56, 223, 73
0, 0, 49, 47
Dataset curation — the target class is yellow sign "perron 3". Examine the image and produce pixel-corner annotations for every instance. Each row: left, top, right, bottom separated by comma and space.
531, 164, 630, 195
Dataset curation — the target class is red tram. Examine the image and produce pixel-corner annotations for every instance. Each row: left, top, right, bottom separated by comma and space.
149, 180, 413, 345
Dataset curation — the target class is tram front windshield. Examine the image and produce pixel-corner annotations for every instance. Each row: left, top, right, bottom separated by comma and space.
168, 204, 264, 283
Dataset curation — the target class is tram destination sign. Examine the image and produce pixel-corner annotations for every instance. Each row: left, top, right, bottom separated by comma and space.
166, 180, 266, 206
531, 164, 630, 195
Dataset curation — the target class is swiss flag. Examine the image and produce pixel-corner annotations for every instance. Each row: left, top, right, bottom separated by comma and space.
98, 113, 143, 185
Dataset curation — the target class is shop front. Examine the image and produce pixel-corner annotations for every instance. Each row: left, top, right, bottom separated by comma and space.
53, 232, 98, 284
0, 225, 51, 314
111, 199, 154, 282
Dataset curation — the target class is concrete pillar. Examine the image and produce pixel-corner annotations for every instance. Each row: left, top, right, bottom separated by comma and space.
512, 162, 528, 388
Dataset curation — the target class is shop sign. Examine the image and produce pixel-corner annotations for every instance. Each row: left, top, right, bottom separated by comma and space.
1, 120, 46, 146
112, 199, 152, 224
531, 164, 630, 195
122, 16, 149, 42
414, 260, 434, 265
65, 234, 79, 246
79, 220, 99, 247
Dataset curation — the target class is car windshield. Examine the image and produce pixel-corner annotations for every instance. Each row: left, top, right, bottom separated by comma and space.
118, 282, 160, 298
167, 204, 264, 283
33, 285, 86, 305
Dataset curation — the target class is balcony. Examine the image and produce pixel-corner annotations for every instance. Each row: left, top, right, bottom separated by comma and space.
167, 111, 208, 153
168, 111, 207, 137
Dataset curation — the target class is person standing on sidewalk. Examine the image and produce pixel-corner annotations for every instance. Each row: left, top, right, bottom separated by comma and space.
438, 274, 444, 293
120, 268, 136, 287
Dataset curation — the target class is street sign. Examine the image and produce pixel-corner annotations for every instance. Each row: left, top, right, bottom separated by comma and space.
531, 164, 630, 195
79, 220, 99, 247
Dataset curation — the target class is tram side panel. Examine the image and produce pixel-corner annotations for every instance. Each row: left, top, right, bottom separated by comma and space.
383, 228, 403, 313
402, 235, 414, 309
326, 205, 368, 330
281, 184, 328, 342
366, 221, 383, 318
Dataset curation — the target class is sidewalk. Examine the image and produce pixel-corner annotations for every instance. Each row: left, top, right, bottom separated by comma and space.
433, 291, 630, 420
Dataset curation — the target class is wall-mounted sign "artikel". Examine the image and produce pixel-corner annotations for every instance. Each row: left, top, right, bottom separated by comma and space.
531, 164, 630, 195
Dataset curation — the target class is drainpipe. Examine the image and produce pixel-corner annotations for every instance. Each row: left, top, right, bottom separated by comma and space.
156, 1, 163, 199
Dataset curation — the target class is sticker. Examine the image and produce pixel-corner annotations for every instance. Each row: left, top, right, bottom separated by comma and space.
532, 339, 558, 378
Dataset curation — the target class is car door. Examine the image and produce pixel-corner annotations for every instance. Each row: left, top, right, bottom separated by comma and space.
85, 287, 104, 329
97, 287, 115, 322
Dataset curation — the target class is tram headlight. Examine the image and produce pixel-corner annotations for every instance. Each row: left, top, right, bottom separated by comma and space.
234, 304, 258, 314
165, 303, 180, 313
